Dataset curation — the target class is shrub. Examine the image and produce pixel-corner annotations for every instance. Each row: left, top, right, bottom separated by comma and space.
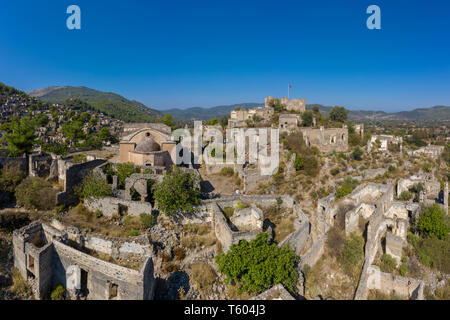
116, 163, 140, 189
15, 177, 57, 210
11, 267, 33, 296
127, 230, 140, 237
418, 204, 449, 240
408, 233, 450, 274
139, 213, 156, 229
380, 254, 397, 273
336, 177, 359, 199
215, 233, 299, 295
399, 263, 408, 276
351, 147, 364, 161
339, 233, 364, 276
330, 168, 340, 176
190, 262, 217, 292
0, 163, 26, 193
235, 200, 249, 210
220, 167, 234, 177
154, 166, 201, 217
399, 191, 413, 201
50, 284, 65, 300
74, 172, 112, 201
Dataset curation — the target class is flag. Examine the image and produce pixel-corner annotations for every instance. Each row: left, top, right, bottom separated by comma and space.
288, 85, 292, 89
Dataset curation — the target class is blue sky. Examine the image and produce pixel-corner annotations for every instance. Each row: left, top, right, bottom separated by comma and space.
0, 0, 449, 111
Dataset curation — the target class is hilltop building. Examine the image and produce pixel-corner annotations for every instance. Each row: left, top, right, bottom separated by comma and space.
119, 123, 177, 168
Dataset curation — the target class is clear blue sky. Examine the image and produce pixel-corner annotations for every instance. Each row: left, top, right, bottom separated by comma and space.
0, 0, 449, 111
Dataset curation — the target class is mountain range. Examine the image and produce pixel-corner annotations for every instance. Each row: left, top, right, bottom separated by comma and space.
29, 86, 161, 123
28, 85, 450, 122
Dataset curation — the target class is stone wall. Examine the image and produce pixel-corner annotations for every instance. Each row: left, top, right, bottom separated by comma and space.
84, 197, 153, 218
56, 158, 107, 206
397, 178, 441, 199
300, 127, 348, 153
366, 265, 424, 299
279, 205, 311, 256
13, 221, 156, 300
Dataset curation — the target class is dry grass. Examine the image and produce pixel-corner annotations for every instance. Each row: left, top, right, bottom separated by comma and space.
181, 233, 216, 249
60, 204, 145, 238
181, 223, 216, 249
368, 289, 407, 300
225, 283, 256, 300
11, 267, 33, 297
190, 262, 217, 293
260, 205, 295, 243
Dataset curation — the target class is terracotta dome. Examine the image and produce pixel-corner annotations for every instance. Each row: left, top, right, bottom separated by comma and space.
135, 138, 156, 153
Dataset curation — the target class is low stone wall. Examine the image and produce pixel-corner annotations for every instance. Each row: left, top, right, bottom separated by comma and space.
52, 241, 152, 300
49, 219, 153, 260
14, 221, 156, 300
213, 204, 261, 252
279, 205, 311, 256
299, 236, 325, 268
366, 265, 424, 299
84, 197, 153, 218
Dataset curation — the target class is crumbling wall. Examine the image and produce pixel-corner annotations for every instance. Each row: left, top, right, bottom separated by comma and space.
84, 197, 152, 218
56, 159, 107, 206
28, 152, 52, 178
279, 205, 311, 256
14, 221, 156, 300
52, 241, 150, 300
397, 178, 441, 199
366, 265, 424, 300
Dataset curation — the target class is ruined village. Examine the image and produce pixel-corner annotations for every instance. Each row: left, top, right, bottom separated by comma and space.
1, 85, 449, 302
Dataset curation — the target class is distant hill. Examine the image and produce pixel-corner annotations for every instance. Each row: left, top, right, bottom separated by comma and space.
163, 102, 450, 122
307, 104, 450, 122
161, 103, 262, 120
29, 86, 162, 123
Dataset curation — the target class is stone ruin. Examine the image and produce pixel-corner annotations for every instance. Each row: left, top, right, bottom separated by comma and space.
368, 135, 403, 153
13, 220, 156, 300
300, 126, 348, 153
176, 194, 311, 258
408, 144, 445, 158
265, 96, 306, 113
315, 182, 426, 300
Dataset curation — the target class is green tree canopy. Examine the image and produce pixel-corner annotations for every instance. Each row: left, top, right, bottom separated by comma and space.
62, 120, 85, 142
74, 172, 113, 201
154, 166, 201, 217
329, 106, 348, 122
215, 232, 299, 295
301, 110, 314, 127
1, 116, 37, 157
158, 113, 177, 130
418, 204, 449, 240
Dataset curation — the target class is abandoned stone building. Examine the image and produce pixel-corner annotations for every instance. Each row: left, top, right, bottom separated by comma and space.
279, 114, 301, 133
407, 144, 445, 158
300, 126, 348, 153
13, 221, 156, 300
316, 181, 429, 300
228, 106, 274, 128
368, 135, 403, 152
265, 96, 306, 113
119, 123, 177, 168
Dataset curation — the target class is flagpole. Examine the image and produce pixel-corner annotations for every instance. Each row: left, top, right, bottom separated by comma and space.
288, 84, 290, 100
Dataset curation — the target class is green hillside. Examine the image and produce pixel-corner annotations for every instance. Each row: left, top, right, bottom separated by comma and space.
29, 86, 161, 123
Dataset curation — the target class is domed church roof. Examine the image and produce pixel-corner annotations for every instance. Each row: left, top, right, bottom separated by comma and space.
135, 138, 156, 153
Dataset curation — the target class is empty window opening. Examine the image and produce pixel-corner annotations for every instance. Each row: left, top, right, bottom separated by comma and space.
109, 282, 119, 300
28, 255, 35, 270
